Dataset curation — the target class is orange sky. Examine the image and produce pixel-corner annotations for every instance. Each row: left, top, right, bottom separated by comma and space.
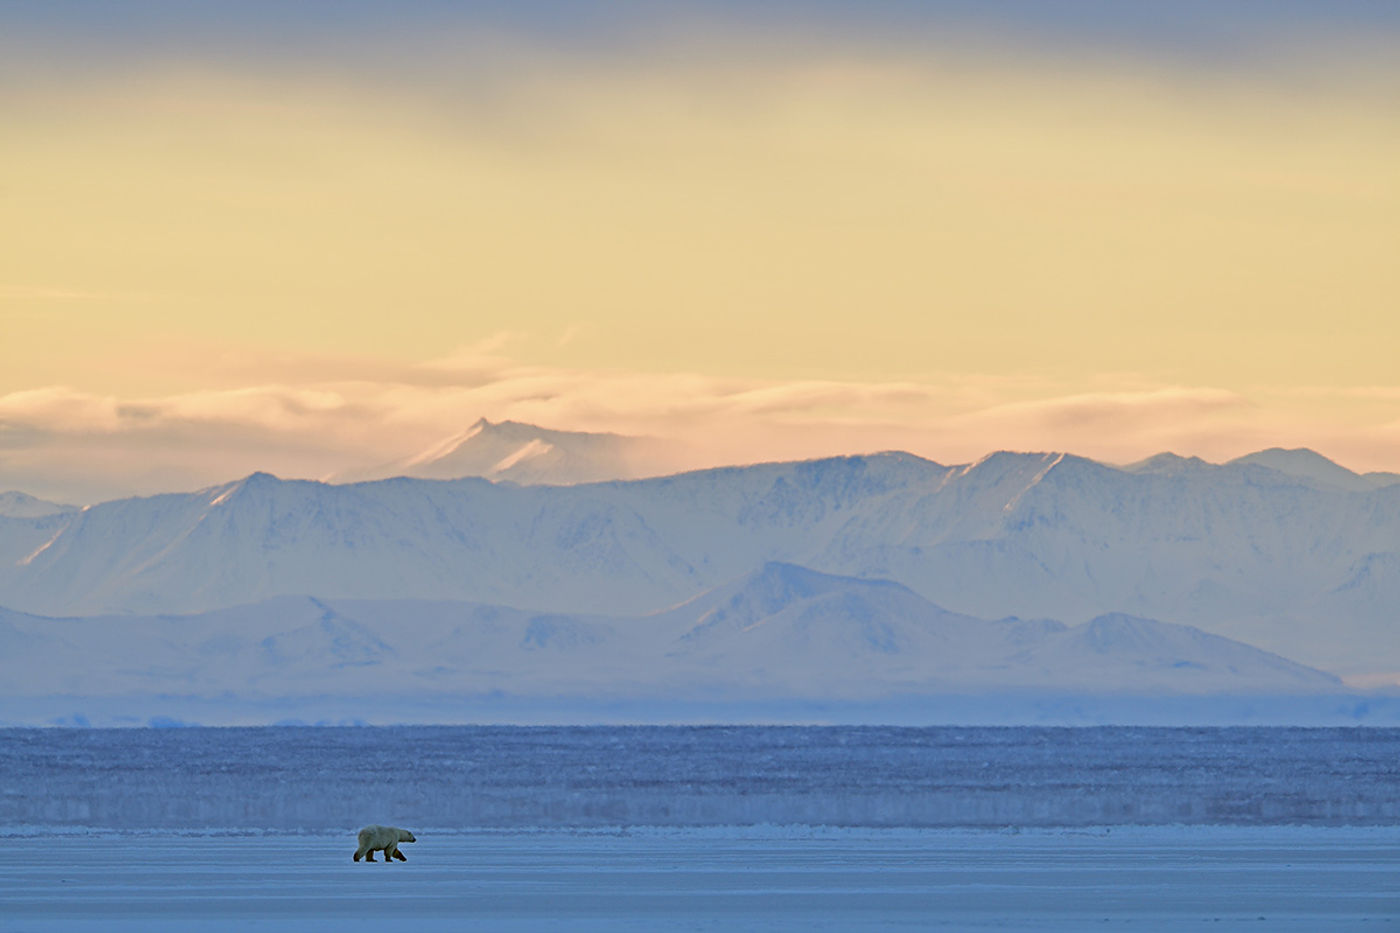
2, 13, 1399, 500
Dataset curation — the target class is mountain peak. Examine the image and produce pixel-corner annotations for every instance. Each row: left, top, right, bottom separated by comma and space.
718, 561, 861, 608
1122, 452, 1212, 476
1233, 446, 1340, 468
465, 418, 564, 440
751, 560, 849, 593
353, 419, 681, 486
1029, 612, 1343, 690
663, 562, 920, 625
233, 471, 284, 493
1228, 448, 1372, 491
1079, 612, 1168, 651
962, 449, 1113, 481
205, 471, 286, 507
964, 450, 1064, 473
0, 491, 78, 519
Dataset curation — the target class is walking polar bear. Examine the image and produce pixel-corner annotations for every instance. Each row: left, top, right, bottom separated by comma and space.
353, 825, 417, 862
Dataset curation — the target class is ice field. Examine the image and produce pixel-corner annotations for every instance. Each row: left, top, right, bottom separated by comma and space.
7, 726, 1398, 829
2, 827, 1396, 931
1, 726, 1397, 929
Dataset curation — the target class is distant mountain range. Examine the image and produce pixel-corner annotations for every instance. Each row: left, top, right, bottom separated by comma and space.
334, 418, 684, 485
1129, 447, 1400, 492
1, 437, 1397, 685
0, 563, 1339, 707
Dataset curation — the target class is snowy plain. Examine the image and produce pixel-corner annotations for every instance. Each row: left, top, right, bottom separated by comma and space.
1, 726, 1397, 930
2, 826, 1396, 932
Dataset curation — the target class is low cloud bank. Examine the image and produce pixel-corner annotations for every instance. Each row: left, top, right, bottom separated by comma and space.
2, 348, 1398, 502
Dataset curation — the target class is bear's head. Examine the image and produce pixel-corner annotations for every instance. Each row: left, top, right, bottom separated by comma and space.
399, 830, 417, 843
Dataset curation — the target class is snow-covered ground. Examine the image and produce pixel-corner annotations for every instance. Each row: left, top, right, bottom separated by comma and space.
3, 726, 1395, 929
8, 726, 1398, 830
1, 826, 1395, 931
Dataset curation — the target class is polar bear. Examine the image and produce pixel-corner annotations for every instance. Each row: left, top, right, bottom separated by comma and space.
353, 825, 417, 862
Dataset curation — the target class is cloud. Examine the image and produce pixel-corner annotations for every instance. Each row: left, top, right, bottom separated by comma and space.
954, 387, 1246, 434
0, 363, 950, 500
4, 350, 1400, 504
418, 333, 523, 373
3, 32, 1397, 406
929, 388, 1251, 463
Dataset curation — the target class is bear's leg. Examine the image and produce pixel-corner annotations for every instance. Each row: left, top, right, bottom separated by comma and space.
393, 849, 407, 861
353, 849, 363, 862
383, 842, 398, 862
365, 850, 377, 862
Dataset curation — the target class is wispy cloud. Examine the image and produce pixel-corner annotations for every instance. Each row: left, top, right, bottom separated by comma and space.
418, 333, 523, 372
952, 387, 1247, 433
4, 351, 1400, 503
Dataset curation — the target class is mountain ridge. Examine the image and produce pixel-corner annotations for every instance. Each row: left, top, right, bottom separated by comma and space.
0, 563, 1342, 707
2, 444, 1397, 676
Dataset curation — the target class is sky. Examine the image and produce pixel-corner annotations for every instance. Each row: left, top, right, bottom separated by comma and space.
3, 1, 1399, 502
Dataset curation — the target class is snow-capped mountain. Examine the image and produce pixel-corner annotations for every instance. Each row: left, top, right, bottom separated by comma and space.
1006, 612, 1335, 692
0, 491, 77, 519
0, 563, 1339, 704
336, 418, 683, 485
1, 447, 1397, 676
655, 562, 1026, 689
1226, 448, 1400, 492
651, 564, 1334, 694
1121, 452, 1214, 477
